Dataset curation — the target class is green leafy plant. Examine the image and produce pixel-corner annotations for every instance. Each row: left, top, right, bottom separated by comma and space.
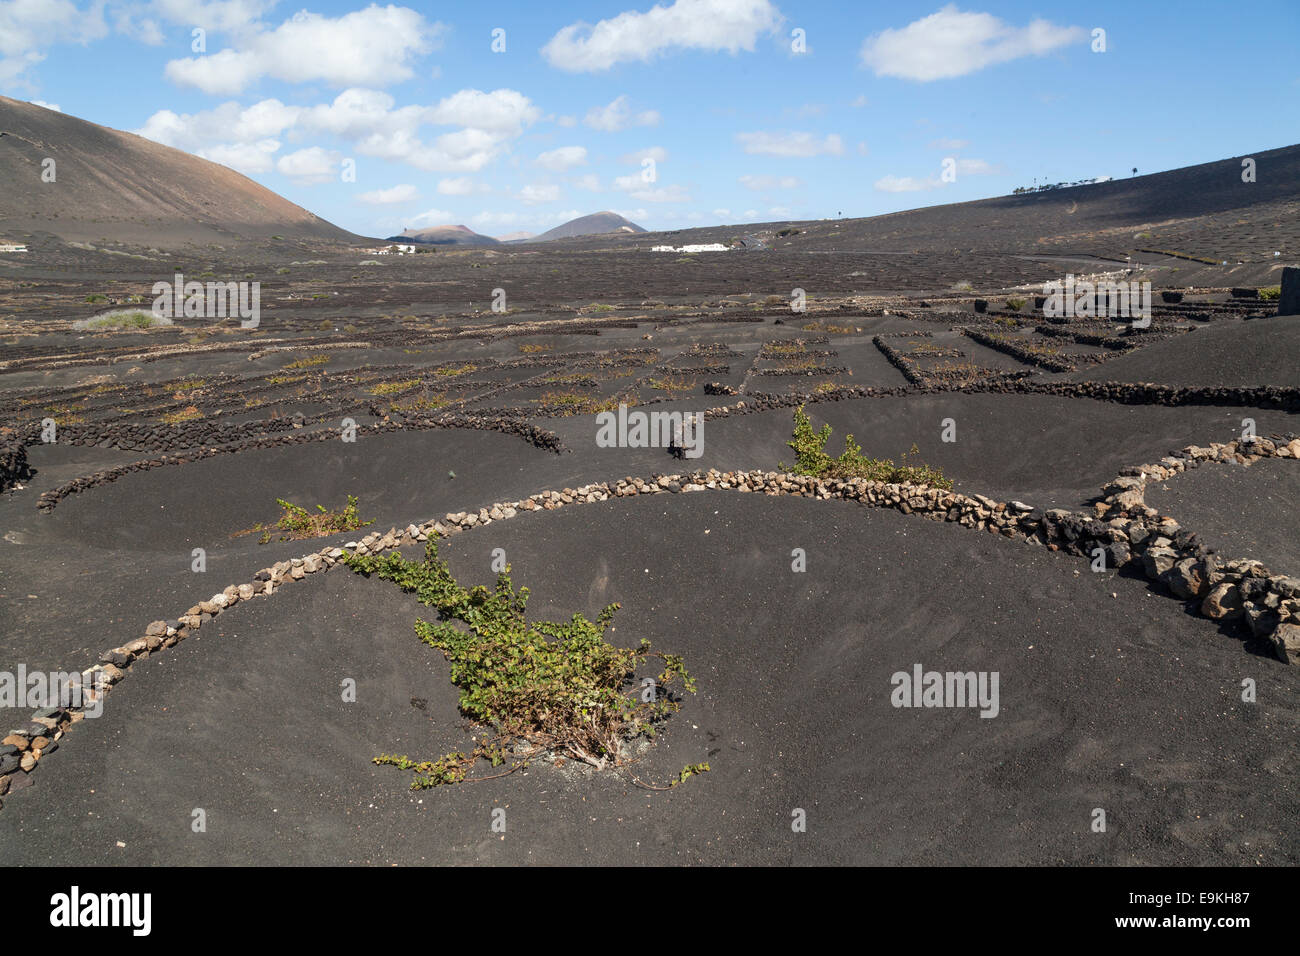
1259, 286, 1281, 301
780, 405, 953, 489
236, 495, 374, 543
346, 538, 702, 789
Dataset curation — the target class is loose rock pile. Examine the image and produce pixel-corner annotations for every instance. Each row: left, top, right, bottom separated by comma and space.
0, 435, 29, 491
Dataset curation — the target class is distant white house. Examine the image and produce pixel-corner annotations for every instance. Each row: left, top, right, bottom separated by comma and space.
652, 243, 729, 253
365, 244, 417, 255
0, 243, 28, 253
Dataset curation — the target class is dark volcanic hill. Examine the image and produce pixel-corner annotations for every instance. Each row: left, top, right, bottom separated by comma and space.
392, 224, 501, 247
527, 211, 646, 242
0, 96, 360, 248
554, 145, 1300, 277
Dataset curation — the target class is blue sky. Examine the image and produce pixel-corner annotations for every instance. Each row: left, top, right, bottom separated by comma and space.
5, 0, 1298, 238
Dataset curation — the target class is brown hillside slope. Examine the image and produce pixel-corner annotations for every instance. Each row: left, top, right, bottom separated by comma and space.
0, 96, 360, 248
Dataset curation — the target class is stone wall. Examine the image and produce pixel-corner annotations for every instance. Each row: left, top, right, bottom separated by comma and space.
5, 443, 1298, 804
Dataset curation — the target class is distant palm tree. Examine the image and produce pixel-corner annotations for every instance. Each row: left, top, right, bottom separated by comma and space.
1132, 167, 1137, 177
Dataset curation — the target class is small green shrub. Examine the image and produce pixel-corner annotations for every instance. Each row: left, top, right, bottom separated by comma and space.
238, 495, 374, 543
346, 539, 702, 788
1259, 286, 1281, 301
780, 405, 953, 489
1006, 298, 1025, 312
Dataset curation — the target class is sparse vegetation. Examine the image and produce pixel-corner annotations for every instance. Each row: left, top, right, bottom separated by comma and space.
345, 538, 701, 788
911, 343, 962, 358
781, 405, 953, 489
538, 390, 634, 415
369, 378, 420, 396
538, 372, 597, 387
391, 391, 450, 413
1006, 298, 1026, 312
76, 309, 169, 330
435, 363, 477, 377
160, 404, 202, 424
762, 341, 807, 357
647, 373, 695, 393
285, 354, 330, 369
801, 321, 856, 334
1259, 286, 1281, 301
518, 343, 553, 353
236, 495, 374, 544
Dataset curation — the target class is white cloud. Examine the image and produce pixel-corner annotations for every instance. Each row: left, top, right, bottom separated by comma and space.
436, 177, 481, 195
620, 145, 667, 164
736, 131, 843, 157
850, 94, 869, 108
0, 0, 107, 86
542, 0, 782, 71
929, 137, 969, 150
536, 145, 588, 171
627, 184, 690, 202
201, 139, 280, 175
137, 87, 541, 176
408, 207, 455, 227
768, 205, 792, 217
275, 146, 339, 184
861, 5, 1086, 82
357, 183, 419, 204
573, 173, 602, 191
137, 98, 299, 149
470, 211, 522, 227
874, 157, 998, 193
584, 94, 660, 131
518, 183, 561, 203
471, 209, 584, 229
713, 208, 731, 218
29, 99, 60, 111
151, 0, 276, 33
425, 88, 540, 135
164, 5, 443, 95
739, 174, 801, 190
873, 175, 939, 193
